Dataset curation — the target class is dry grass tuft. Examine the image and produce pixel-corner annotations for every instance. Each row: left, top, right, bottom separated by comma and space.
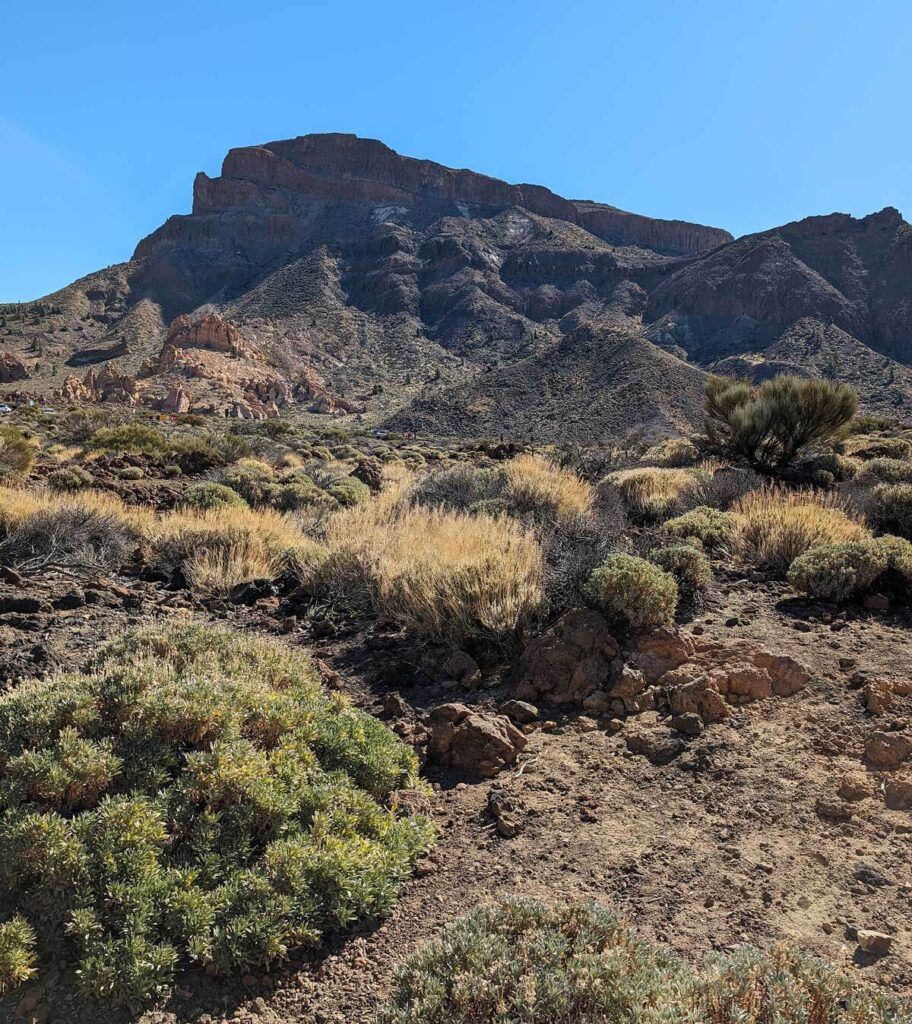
606, 467, 703, 522
502, 454, 594, 524
730, 487, 869, 572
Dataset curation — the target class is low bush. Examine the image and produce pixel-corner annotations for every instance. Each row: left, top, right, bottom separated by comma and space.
381, 898, 909, 1024
0, 426, 36, 482
117, 466, 145, 480
326, 476, 371, 508
0, 916, 37, 994
643, 436, 701, 467
604, 467, 701, 523
220, 459, 281, 507
664, 505, 733, 549
729, 488, 868, 572
649, 544, 712, 597
179, 481, 248, 512
47, 466, 94, 492
0, 624, 431, 1005
871, 484, 912, 539
586, 553, 678, 633
845, 435, 911, 460
502, 454, 594, 526
855, 458, 912, 485
89, 423, 169, 455
788, 541, 890, 602
322, 498, 543, 643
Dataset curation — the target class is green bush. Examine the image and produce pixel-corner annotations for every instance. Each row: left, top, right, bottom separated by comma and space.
0, 916, 37, 994
117, 466, 145, 480
89, 423, 169, 455
179, 482, 248, 511
47, 466, 94, 492
326, 477, 371, 508
847, 436, 911, 460
275, 477, 332, 512
788, 541, 889, 603
872, 484, 912, 539
0, 624, 431, 1005
380, 897, 909, 1024
704, 375, 857, 473
649, 544, 712, 597
0, 426, 36, 482
855, 458, 912, 485
220, 460, 280, 507
664, 505, 733, 548
586, 554, 678, 633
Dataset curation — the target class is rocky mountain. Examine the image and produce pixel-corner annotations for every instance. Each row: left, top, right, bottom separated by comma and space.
1, 133, 910, 435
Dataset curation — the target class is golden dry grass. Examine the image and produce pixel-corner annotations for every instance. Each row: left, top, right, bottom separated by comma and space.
0, 486, 156, 536
606, 467, 703, 521
503, 454, 594, 523
730, 487, 869, 571
323, 498, 543, 642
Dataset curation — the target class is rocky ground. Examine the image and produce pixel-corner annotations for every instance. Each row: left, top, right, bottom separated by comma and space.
2, 555, 910, 1024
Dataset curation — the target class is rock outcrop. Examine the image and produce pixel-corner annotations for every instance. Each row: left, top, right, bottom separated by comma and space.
0, 352, 29, 383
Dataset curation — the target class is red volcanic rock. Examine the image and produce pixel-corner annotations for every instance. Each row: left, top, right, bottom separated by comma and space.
165, 313, 261, 361
0, 352, 29, 383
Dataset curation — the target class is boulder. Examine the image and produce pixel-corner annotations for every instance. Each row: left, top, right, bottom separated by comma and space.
884, 774, 912, 811
442, 650, 482, 690
513, 608, 618, 706
864, 731, 912, 770
663, 673, 730, 723
0, 351, 29, 382
750, 651, 811, 696
627, 627, 694, 684
427, 703, 527, 777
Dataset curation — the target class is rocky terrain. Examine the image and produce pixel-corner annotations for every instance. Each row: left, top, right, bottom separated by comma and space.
2, 134, 910, 435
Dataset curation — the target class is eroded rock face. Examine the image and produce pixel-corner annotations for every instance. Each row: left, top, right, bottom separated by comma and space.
513, 609, 619, 706
165, 312, 260, 360
427, 703, 527, 777
0, 352, 29, 383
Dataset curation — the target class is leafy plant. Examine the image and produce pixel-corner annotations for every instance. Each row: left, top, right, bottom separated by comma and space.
649, 544, 712, 597
179, 481, 248, 511
586, 554, 678, 633
664, 505, 733, 548
787, 541, 889, 602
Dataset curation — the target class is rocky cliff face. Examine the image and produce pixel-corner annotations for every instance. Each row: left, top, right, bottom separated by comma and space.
2, 134, 910, 435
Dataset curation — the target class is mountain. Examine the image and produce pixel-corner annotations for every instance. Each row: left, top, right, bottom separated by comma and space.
1, 133, 909, 434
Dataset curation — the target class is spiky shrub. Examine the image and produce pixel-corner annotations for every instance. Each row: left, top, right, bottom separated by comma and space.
0, 917, 37, 994
649, 544, 712, 598
219, 459, 281, 507
604, 467, 702, 523
0, 624, 431, 1006
117, 466, 145, 480
88, 423, 170, 455
664, 505, 733, 549
787, 541, 890, 602
704, 375, 857, 473
855, 459, 912, 485
0, 426, 36, 482
179, 481, 248, 512
380, 898, 912, 1024
872, 484, 912, 539
586, 554, 678, 633
729, 488, 868, 573
410, 464, 504, 513
323, 498, 543, 644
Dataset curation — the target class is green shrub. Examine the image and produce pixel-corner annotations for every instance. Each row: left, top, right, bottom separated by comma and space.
380, 897, 909, 1024
846, 435, 911, 460
326, 477, 371, 508
0, 916, 37, 993
117, 466, 145, 480
311, 445, 333, 461
855, 458, 912, 485
649, 544, 712, 596
275, 477, 332, 512
704, 375, 857, 473
0, 624, 431, 1005
788, 541, 889, 603
332, 444, 363, 461
220, 460, 280, 507
664, 505, 733, 548
179, 482, 248, 512
47, 466, 94, 492
89, 423, 169, 455
0, 427, 35, 482
872, 484, 912, 539
586, 554, 678, 633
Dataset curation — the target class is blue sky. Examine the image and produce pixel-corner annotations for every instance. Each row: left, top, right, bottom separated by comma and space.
2, 0, 910, 301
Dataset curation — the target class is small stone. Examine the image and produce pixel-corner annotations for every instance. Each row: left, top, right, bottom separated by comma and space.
794, 621, 812, 633
884, 774, 912, 810
856, 930, 892, 956
863, 594, 890, 611
414, 858, 438, 877
725, 616, 739, 627
815, 797, 853, 822
671, 712, 704, 737
242, 974, 258, 989
498, 699, 538, 725
837, 772, 874, 802
574, 716, 599, 733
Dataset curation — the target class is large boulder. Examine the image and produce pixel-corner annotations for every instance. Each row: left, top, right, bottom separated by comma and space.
427, 703, 527, 777
0, 351, 29, 383
513, 608, 618, 706
627, 627, 695, 684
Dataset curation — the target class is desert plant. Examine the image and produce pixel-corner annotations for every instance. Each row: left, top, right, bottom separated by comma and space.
871, 484, 912, 540
117, 466, 145, 480
855, 458, 912, 485
604, 467, 701, 523
179, 481, 248, 511
845, 435, 911, 460
704, 375, 857, 473
586, 553, 678, 633
326, 476, 371, 508
664, 506, 733, 549
729, 488, 868, 572
502, 454, 594, 525
219, 459, 280, 507
0, 916, 37, 994
410, 464, 503, 512
788, 541, 890, 602
0, 624, 431, 1005
643, 436, 700, 467
649, 544, 712, 597
46, 465, 94, 492
89, 422, 169, 455
0, 426, 36, 482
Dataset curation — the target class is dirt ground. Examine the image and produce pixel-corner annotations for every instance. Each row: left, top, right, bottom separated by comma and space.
2, 565, 911, 1024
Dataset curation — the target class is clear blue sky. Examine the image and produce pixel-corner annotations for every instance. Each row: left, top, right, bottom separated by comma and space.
2, 0, 910, 301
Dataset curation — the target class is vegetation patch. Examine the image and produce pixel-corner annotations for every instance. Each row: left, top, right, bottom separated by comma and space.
586, 553, 678, 633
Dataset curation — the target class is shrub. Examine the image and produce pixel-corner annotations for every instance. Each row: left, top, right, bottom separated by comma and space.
410, 464, 503, 512
47, 466, 94, 492
179, 481, 248, 512
323, 499, 543, 643
0, 427, 36, 482
275, 477, 333, 512
0, 916, 37, 994
586, 554, 678, 633
871, 484, 912, 539
855, 458, 912, 485
117, 466, 145, 480
704, 374, 857, 472
845, 435, 911, 460
649, 544, 712, 597
0, 624, 431, 1004
664, 506, 733, 548
502, 454, 593, 525
788, 541, 889, 602
326, 476, 371, 508
89, 423, 169, 455
220, 459, 280, 507
381, 898, 909, 1024
729, 488, 868, 572
642, 436, 700, 467
604, 467, 701, 523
